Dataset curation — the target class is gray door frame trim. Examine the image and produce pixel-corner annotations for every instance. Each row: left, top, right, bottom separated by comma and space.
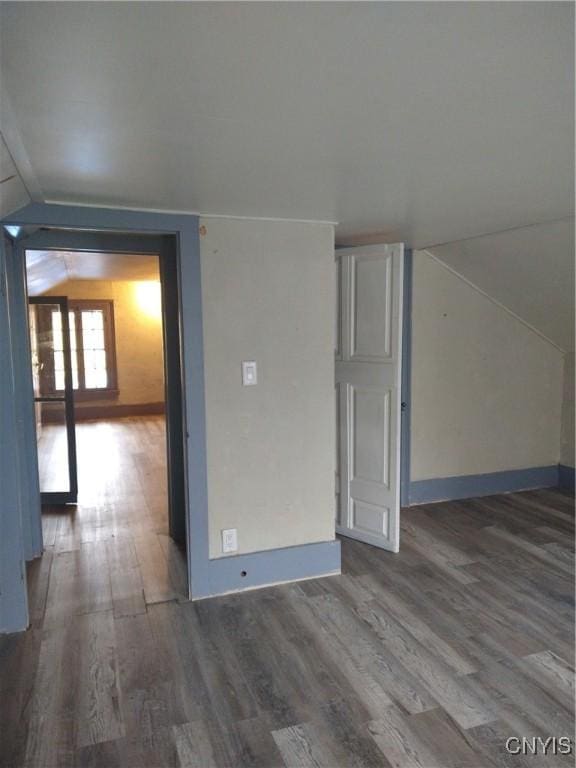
23, 229, 187, 546
5, 240, 43, 559
3, 202, 342, 620
3, 202, 210, 601
399, 248, 412, 507
0, 234, 31, 632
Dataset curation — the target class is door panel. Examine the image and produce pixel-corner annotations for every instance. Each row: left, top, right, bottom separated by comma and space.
335, 244, 403, 552
335, 383, 342, 525
352, 385, 390, 485
29, 297, 78, 504
350, 251, 393, 361
335, 258, 342, 360
351, 500, 389, 538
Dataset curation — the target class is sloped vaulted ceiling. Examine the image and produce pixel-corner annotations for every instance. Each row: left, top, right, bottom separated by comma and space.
25, 251, 160, 296
428, 218, 575, 353
0, 2, 574, 247
3, 3, 573, 350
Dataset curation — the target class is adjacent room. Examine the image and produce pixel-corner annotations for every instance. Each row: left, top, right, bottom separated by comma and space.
24, 245, 188, 601
0, 3, 574, 767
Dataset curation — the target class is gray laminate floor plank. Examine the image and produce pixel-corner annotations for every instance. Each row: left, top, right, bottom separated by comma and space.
2, 420, 573, 768
368, 707, 447, 768
75, 611, 125, 749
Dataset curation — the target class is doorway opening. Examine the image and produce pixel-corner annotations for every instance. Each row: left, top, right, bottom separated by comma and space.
23, 229, 188, 602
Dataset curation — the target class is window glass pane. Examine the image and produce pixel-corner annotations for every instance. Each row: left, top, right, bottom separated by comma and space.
84, 345, 108, 389
69, 312, 79, 389
82, 329, 93, 350
51, 310, 63, 352
85, 368, 107, 389
93, 329, 105, 349
90, 311, 104, 330
82, 328, 105, 351
94, 349, 106, 370
82, 310, 104, 331
54, 369, 65, 391
80, 310, 108, 389
85, 366, 108, 389
52, 309, 78, 389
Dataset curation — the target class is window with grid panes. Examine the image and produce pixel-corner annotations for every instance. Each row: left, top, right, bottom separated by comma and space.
49, 300, 118, 398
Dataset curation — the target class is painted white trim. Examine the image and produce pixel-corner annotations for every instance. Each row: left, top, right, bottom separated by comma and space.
44, 198, 338, 227
420, 249, 566, 354
200, 212, 338, 226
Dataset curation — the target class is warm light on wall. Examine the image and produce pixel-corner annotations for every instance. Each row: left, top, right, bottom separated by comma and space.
134, 281, 162, 320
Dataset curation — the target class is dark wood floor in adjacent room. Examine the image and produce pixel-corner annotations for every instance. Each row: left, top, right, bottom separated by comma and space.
0, 418, 574, 767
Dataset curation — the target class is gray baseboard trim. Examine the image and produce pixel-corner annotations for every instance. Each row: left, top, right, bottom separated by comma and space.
409, 465, 559, 505
558, 464, 575, 492
195, 539, 341, 600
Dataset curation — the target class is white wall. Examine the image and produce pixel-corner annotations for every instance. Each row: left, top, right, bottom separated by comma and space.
411, 250, 564, 481
561, 352, 575, 468
200, 218, 335, 558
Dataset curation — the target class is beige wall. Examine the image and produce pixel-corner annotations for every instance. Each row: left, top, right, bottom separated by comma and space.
561, 352, 575, 468
411, 251, 564, 481
200, 218, 335, 558
43, 279, 164, 406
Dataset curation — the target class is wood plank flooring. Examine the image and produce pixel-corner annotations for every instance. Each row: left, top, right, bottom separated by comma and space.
1, 418, 574, 766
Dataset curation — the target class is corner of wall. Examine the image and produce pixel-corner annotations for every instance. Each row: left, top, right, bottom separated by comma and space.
560, 350, 575, 470
410, 249, 565, 496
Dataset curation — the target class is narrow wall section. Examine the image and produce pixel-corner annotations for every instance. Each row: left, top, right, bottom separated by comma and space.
200, 218, 336, 559
0, 236, 29, 632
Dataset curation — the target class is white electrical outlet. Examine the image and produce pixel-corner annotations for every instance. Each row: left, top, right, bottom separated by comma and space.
221, 528, 238, 554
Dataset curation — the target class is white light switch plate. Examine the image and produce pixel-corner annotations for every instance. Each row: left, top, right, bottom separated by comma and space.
242, 361, 257, 386
222, 528, 238, 553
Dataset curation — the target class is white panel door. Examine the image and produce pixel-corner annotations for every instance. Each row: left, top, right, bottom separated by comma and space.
336, 244, 403, 551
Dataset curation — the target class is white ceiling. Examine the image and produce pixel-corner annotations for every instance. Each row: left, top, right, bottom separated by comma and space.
26, 250, 159, 296
427, 217, 575, 352
1, 2, 573, 246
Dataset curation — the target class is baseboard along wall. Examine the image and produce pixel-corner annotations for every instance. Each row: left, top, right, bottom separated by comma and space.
408, 464, 568, 505
42, 401, 165, 423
